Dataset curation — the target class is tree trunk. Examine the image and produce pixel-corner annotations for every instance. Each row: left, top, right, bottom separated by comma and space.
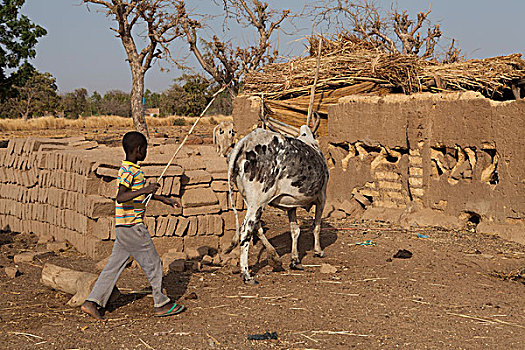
41, 263, 120, 307
130, 64, 149, 138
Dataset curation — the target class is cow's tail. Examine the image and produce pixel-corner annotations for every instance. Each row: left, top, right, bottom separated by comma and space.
223, 136, 245, 254
212, 124, 218, 145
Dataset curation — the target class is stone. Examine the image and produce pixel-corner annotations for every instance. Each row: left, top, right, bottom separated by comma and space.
185, 248, 205, 260
201, 255, 213, 265
5, 266, 19, 278
352, 192, 372, 207
162, 252, 186, 273
320, 263, 337, 274
47, 241, 68, 252
14, 250, 54, 264
182, 204, 221, 217
329, 210, 346, 220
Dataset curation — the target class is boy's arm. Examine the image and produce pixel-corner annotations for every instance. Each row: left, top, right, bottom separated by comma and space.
152, 194, 180, 207
116, 183, 159, 204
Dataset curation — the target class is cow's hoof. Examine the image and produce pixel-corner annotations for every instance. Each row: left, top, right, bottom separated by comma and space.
244, 278, 259, 285
313, 250, 325, 258
289, 262, 304, 270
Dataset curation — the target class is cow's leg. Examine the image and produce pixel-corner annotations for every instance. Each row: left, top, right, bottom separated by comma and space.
288, 208, 303, 270
256, 223, 284, 272
239, 206, 263, 285
313, 202, 325, 258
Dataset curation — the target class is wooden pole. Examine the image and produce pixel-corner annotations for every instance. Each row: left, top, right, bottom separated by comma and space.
307, 36, 323, 128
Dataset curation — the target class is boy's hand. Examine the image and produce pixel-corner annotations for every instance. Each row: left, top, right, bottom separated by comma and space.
143, 182, 160, 195
160, 196, 180, 208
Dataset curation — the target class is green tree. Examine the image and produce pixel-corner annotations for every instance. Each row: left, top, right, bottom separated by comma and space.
0, 0, 47, 101
99, 90, 131, 117
8, 70, 59, 119
88, 91, 102, 115
62, 88, 89, 118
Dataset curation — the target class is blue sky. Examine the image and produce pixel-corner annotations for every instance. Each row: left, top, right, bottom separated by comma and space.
22, 1, 525, 94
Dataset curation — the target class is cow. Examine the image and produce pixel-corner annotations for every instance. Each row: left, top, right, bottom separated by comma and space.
212, 120, 235, 157
225, 125, 329, 284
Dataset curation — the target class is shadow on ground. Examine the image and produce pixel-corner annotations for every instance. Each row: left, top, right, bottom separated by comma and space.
251, 219, 338, 274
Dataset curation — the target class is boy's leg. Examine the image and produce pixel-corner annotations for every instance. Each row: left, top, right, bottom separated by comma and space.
84, 227, 131, 308
128, 224, 170, 308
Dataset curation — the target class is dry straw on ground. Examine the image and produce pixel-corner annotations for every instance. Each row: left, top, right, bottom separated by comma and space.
0, 115, 232, 132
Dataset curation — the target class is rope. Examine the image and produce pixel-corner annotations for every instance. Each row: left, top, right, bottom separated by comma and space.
143, 85, 227, 206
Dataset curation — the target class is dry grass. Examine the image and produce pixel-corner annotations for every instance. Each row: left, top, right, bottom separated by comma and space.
245, 34, 525, 100
0, 115, 232, 132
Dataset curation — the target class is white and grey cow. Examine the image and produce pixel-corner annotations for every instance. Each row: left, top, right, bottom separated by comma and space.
212, 120, 235, 157
225, 125, 329, 284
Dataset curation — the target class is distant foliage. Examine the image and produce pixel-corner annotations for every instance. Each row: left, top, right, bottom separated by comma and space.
0, 0, 47, 101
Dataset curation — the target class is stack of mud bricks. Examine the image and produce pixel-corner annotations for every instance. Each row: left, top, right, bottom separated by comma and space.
0, 137, 244, 260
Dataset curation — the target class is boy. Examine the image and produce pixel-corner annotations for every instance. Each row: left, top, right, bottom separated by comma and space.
81, 131, 185, 321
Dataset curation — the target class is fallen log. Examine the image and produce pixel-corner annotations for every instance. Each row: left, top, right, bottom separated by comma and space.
41, 263, 119, 307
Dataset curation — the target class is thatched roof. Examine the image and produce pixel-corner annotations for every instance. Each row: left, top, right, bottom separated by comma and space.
244, 35, 525, 101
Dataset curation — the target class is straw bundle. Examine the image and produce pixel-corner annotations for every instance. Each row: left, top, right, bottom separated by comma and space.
245, 35, 525, 100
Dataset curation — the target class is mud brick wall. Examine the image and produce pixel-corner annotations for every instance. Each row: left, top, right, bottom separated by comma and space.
0, 138, 244, 260
325, 92, 525, 243
233, 91, 524, 244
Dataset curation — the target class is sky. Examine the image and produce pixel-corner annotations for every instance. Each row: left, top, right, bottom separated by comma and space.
21, 1, 525, 94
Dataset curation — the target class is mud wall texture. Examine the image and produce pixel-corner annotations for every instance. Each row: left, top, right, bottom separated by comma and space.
233, 92, 524, 244
0, 138, 243, 260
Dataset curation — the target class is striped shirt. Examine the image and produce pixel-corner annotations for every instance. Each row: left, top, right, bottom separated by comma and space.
115, 160, 146, 226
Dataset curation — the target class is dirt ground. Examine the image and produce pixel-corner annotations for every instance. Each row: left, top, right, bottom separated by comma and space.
1, 207, 524, 350
1, 125, 524, 349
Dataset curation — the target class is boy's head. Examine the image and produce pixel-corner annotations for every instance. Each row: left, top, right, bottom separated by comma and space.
122, 131, 148, 161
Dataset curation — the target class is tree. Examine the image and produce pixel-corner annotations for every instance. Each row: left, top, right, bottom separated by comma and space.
308, 0, 461, 62
83, 0, 184, 137
178, 0, 290, 96
0, 0, 47, 101
99, 89, 131, 117
62, 88, 89, 118
8, 70, 59, 120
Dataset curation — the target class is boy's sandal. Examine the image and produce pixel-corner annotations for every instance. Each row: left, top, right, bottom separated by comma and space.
155, 303, 185, 317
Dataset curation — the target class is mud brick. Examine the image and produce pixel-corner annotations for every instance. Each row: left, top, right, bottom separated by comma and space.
91, 217, 113, 240
235, 192, 245, 210
174, 158, 205, 171
147, 199, 182, 216
183, 204, 221, 217
181, 170, 212, 186
174, 217, 189, 237
187, 216, 198, 236
85, 236, 113, 260
161, 251, 186, 273
211, 180, 229, 192
142, 165, 184, 177
95, 166, 118, 178
204, 157, 228, 173
208, 215, 224, 236
86, 195, 114, 218
144, 216, 156, 233
165, 216, 178, 236
181, 187, 218, 208
197, 216, 208, 235
215, 192, 228, 211
170, 177, 181, 196
98, 178, 118, 198
223, 210, 245, 231
151, 236, 184, 256
160, 177, 173, 196
220, 229, 236, 250
156, 216, 169, 236
184, 235, 219, 253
